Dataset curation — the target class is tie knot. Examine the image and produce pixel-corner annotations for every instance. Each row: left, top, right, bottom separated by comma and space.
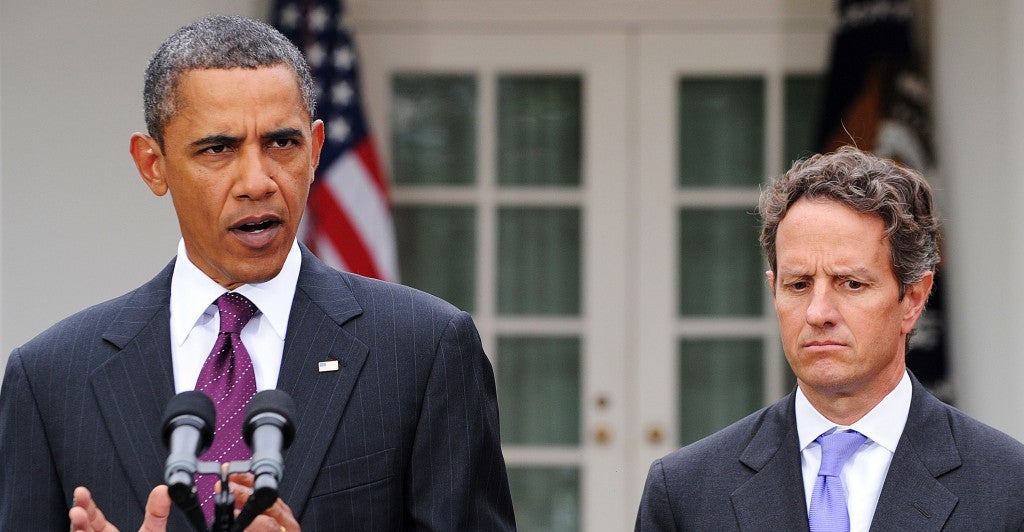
215, 292, 259, 335
816, 430, 867, 477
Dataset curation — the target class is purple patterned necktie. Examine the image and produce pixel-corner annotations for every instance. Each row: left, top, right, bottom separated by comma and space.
808, 429, 868, 532
194, 292, 259, 523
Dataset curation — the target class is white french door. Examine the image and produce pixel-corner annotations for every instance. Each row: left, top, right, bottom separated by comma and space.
354, 4, 831, 529
634, 29, 830, 489
359, 30, 632, 530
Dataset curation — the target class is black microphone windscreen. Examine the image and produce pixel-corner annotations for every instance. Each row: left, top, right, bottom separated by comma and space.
243, 389, 296, 448
161, 390, 216, 448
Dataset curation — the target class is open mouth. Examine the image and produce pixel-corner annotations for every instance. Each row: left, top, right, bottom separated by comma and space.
234, 219, 280, 233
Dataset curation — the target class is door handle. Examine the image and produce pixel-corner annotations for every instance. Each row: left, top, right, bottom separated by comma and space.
646, 425, 664, 445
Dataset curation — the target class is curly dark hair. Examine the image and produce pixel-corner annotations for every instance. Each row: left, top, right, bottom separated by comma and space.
759, 146, 940, 299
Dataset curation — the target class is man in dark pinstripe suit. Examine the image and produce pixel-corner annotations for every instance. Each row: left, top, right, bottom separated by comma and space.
0, 15, 515, 531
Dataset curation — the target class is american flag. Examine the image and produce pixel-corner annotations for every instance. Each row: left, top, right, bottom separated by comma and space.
273, 0, 399, 281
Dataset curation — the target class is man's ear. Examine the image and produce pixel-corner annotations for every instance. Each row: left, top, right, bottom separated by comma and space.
901, 271, 934, 334
309, 119, 325, 179
766, 270, 776, 297
130, 133, 168, 196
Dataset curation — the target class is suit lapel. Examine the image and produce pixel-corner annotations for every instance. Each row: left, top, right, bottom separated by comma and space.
731, 395, 810, 532
86, 250, 367, 523
275, 248, 367, 519
732, 377, 960, 531
869, 376, 959, 531
89, 261, 182, 524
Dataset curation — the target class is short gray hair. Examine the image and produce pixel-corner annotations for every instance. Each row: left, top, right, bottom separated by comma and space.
143, 15, 316, 146
759, 146, 940, 299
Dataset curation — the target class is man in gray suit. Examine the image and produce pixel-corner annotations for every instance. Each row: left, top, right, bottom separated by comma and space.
0, 15, 515, 531
635, 147, 1024, 531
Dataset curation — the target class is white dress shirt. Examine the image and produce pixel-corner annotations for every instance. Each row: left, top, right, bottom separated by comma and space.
795, 371, 912, 532
168, 238, 300, 393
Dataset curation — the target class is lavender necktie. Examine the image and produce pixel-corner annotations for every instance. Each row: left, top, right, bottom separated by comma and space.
194, 292, 259, 523
808, 429, 868, 532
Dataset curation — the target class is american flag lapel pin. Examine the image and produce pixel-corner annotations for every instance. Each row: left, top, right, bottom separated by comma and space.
318, 359, 340, 373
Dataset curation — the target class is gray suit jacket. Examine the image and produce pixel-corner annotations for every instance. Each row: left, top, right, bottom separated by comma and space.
0, 247, 515, 531
635, 374, 1024, 531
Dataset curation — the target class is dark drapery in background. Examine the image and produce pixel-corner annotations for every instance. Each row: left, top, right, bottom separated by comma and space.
814, 0, 951, 401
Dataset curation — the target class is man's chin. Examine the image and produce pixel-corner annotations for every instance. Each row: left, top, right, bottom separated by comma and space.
215, 258, 288, 289
795, 369, 857, 396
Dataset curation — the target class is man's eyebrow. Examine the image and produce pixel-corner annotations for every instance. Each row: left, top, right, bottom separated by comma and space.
778, 266, 877, 279
777, 267, 810, 277
263, 127, 304, 141
190, 134, 239, 149
839, 266, 877, 279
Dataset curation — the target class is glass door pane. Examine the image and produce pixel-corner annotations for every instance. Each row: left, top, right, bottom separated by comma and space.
498, 207, 581, 315
497, 75, 582, 186
677, 207, 764, 317
394, 206, 476, 311
678, 77, 764, 186
507, 467, 580, 532
391, 74, 477, 185
677, 338, 763, 445
784, 74, 824, 165
498, 336, 581, 445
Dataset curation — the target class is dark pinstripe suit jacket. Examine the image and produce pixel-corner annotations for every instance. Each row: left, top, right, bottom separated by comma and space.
0, 246, 515, 531
635, 374, 1024, 531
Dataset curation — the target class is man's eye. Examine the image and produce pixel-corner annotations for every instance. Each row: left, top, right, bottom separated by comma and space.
788, 281, 809, 291
844, 279, 864, 290
203, 145, 228, 154
271, 138, 297, 148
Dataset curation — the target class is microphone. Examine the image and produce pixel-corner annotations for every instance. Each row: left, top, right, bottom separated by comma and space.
161, 390, 216, 532
232, 389, 296, 531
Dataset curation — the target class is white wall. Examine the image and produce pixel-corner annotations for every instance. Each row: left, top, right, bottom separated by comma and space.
0, 1, 268, 361
935, 0, 1024, 439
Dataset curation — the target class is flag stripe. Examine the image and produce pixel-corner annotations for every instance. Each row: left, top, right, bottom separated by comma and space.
326, 144, 399, 281
274, 0, 399, 282
307, 181, 382, 280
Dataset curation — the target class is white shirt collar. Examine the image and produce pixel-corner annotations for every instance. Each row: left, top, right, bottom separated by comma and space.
795, 370, 912, 453
169, 238, 301, 345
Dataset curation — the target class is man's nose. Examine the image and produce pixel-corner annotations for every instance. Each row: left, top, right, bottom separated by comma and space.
805, 285, 840, 327
234, 148, 278, 200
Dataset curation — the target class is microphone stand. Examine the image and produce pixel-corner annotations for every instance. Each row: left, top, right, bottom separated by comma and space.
165, 390, 293, 532
180, 459, 274, 532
